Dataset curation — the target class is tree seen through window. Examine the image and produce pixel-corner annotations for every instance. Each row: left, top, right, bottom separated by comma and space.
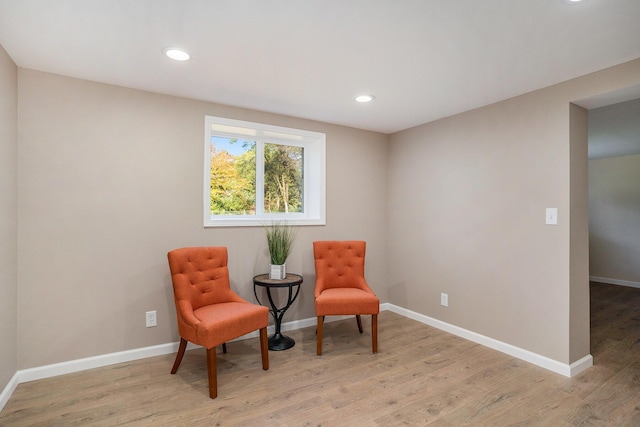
210, 137, 303, 215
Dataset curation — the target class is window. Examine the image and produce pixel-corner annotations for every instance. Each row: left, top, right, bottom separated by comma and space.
204, 116, 326, 227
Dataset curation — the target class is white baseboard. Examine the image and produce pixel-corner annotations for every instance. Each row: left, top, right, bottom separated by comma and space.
0, 372, 19, 414
0, 303, 591, 412
590, 276, 640, 289
570, 354, 595, 377
385, 304, 592, 378
18, 342, 182, 384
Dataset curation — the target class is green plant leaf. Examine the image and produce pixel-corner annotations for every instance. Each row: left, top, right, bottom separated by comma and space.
264, 221, 297, 265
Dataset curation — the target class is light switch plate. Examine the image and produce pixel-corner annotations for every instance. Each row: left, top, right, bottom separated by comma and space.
546, 208, 558, 225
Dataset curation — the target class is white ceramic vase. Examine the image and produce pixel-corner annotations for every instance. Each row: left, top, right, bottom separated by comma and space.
269, 263, 286, 280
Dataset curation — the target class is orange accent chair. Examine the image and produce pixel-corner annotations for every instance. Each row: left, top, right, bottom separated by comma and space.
167, 247, 269, 399
313, 240, 380, 355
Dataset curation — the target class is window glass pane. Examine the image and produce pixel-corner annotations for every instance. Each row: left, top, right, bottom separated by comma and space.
210, 136, 256, 215
204, 115, 325, 227
263, 143, 303, 213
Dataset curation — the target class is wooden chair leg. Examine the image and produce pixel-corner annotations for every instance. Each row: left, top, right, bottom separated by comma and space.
170, 338, 187, 374
317, 316, 324, 355
372, 314, 378, 354
315, 315, 325, 334
206, 347, 217, 399
259, 327, 269, 370
222, 343, 227, 354
356, 315, 363, 333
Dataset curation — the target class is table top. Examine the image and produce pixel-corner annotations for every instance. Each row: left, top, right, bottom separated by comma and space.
253, 273, 303, 287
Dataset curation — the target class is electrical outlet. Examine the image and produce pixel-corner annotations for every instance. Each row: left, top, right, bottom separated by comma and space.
441, 293, 448, 307
146, 310, 157, 327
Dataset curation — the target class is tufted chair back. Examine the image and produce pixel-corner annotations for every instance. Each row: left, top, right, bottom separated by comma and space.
313, 240, 367, 295
168, 246, 240, 310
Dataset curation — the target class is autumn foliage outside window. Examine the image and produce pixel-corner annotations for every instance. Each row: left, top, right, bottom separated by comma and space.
210, 138, 303, 215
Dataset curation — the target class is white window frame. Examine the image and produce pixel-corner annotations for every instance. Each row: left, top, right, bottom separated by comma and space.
204, 115, 326, 227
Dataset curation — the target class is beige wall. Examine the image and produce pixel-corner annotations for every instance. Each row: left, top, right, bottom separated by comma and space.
17, 69, 389, 368
0, 45, 18, 389
589, 154, 640, 283
569, 103, 590, 362
388, 59, 640, 364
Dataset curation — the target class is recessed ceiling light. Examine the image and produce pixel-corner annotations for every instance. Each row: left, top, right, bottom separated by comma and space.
355, 94, 375, 103
163, 47, 191, 61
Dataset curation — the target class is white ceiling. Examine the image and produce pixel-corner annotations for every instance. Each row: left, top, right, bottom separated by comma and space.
1, 0, 640, 134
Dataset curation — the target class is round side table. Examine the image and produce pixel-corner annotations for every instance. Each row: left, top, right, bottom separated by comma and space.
253, 273, 303, 350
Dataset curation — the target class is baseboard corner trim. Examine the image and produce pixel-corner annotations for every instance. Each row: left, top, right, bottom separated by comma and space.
570, 354, 593, 377
385, 303, 582, 378
0, 372, 20, 413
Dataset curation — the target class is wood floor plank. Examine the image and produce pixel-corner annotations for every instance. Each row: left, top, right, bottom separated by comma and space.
566, 360, 640, 426
1, 282, 639, 426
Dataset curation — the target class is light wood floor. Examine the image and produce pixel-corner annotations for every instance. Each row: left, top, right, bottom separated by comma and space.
2, 282, 639, 426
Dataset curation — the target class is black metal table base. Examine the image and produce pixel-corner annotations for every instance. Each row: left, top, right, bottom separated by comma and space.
268, 333, 295, 351
253, 273, 304, 352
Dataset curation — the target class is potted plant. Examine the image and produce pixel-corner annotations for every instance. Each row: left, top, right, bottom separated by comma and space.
265, 221, 297, 280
